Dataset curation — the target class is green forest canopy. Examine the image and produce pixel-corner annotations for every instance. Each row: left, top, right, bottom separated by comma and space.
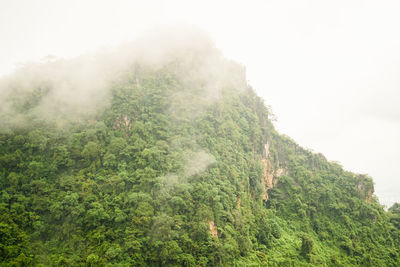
0, 32, 399, 266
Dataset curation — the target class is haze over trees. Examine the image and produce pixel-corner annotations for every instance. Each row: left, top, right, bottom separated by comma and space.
0, 29, 399, 266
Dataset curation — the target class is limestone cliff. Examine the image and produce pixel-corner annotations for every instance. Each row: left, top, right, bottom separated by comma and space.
209, 221, 218, 237
261, 142, 286, 201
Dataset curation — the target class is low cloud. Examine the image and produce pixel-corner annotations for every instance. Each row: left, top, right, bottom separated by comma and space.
0, 26, 247, 132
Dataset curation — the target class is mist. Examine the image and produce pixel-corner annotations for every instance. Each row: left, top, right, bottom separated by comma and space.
0, 26, 245, 133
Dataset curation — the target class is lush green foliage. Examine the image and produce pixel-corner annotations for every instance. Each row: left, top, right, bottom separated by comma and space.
0, 45, 399, 266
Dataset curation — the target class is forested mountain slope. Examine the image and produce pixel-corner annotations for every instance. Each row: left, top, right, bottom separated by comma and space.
0, 31, 399, 266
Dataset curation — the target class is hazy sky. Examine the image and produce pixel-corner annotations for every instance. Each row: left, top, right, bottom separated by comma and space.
1, 0, 399, 207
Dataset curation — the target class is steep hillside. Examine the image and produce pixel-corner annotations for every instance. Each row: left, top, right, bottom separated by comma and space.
0, 32, 399, 266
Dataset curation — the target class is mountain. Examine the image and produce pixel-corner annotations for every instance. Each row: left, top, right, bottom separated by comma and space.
0, 30, 399, 266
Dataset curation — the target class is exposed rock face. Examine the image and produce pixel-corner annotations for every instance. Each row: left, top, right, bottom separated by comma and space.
261, 142, 285, 201
366, 189, 374, 202
356, 180, 374, 202
113, 115, 131, 132
209, 221, 218, 237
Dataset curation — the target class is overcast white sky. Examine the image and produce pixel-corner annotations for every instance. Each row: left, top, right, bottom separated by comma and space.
1, 0, 399, 207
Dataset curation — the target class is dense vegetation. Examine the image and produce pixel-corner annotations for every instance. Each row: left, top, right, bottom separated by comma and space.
0, 35, 399, 266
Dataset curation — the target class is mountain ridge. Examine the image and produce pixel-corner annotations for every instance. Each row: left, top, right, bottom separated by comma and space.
0, 31, 399, 266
